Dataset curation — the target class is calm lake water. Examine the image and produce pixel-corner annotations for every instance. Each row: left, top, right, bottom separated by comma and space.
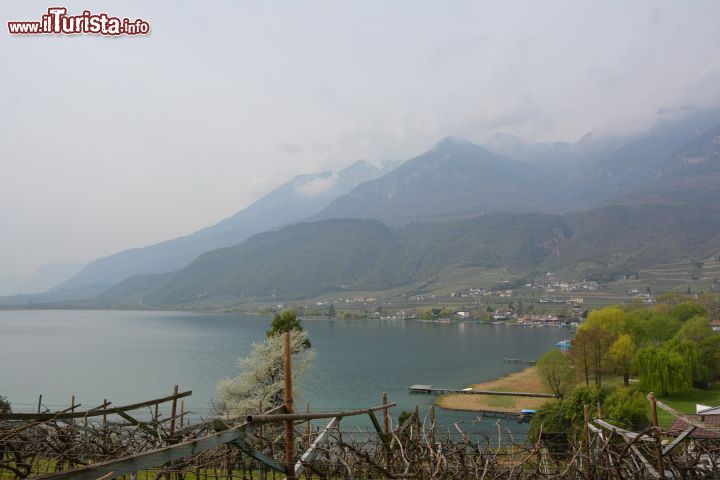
0, 310, 568, 430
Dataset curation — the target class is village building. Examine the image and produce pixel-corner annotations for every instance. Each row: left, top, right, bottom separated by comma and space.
669, 404, 720, 439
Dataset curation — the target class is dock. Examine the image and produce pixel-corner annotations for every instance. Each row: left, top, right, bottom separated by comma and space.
408, 385, 554, 398
473, 409, 534, 423
502, 357, 536, 365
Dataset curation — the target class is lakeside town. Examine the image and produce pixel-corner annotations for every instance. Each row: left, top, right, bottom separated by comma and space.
274, 273, 644, 325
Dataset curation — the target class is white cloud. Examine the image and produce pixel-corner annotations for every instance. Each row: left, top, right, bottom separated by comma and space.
294, 173, 339, 197
1, 0, 720, 275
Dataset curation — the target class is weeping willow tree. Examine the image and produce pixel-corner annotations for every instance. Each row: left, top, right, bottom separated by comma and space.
666, 338, 708, 385
217, 330, 315, 416
633, 347, 691, 395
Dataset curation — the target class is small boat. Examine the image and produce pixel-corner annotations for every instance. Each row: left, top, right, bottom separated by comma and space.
555, 339, 571, 348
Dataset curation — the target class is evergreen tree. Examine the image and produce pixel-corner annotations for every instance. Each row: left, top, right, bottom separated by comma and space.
267, 309, 311, 347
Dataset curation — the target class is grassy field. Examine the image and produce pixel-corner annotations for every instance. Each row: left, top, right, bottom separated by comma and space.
422, 266, 520, 295
436, 366, 558, 412
648, 385, 720, 429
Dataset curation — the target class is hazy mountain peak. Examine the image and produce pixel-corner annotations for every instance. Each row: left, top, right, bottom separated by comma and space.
54, 159, 389, 292
310, 135, 564, 225
659, 123, 720, 177
292, 171, 339, 197
431, 135, 475, 151
611, 121, 720, 207
427, 136, 501, 162
578, 132, 595, 143
342, 159, 375, 171
483, 132, 542, 159
486, 131, 525, 146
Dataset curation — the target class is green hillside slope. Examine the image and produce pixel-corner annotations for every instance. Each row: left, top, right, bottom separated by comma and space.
146, 214, 571, 304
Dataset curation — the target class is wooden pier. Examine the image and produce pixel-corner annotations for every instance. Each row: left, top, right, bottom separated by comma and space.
408, 385, 554, 398
502, 357, 536, 365
473, 409, 534, 423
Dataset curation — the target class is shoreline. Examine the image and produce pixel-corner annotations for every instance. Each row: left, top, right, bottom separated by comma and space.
0, 306, 231, 314
435, 366, 556, 413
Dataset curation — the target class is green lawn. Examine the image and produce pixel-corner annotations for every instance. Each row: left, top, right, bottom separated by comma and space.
643, 385, 720, 429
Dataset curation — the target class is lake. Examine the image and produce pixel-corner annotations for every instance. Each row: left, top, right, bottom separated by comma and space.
0, 310, 568, 430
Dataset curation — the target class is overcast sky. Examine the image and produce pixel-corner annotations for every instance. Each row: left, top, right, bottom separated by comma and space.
1, 0, 720, 280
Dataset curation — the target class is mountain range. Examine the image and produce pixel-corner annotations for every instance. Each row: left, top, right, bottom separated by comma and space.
142, 203, 720, 305
53, 159, 397, 294
484, 107, 720, 205
626, 123, 720, 206
6, 107, 720, 307
309, 137, 565, 225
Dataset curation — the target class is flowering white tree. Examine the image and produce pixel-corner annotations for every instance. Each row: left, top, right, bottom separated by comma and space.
217, 330, 315, 416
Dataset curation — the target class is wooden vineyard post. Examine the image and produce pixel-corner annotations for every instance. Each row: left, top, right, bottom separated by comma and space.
414, 405, 420, 440
180, 400, 185, 429
382, 393, 389, 438
170, 385, 179, 436
37, 394, 42, 414
583, 404, 591, 480
102, 398, 108, 451
596, 402, 613, 479
430, 405, 436, 447
648, 392, 665, 477
305, 401, 311, 447
70, 395, 77, 469
223, 444, 231, 478
284, 332, 295, 480
383, 392, 390, 471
